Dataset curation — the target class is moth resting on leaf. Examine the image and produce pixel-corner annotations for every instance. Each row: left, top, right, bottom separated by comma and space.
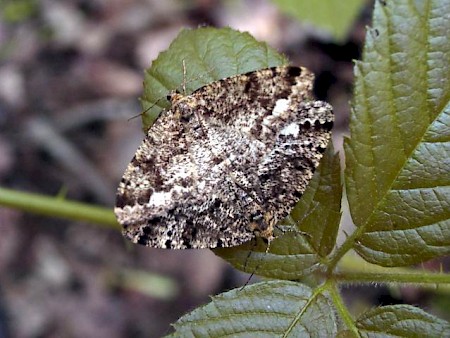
115, 66, 333, 249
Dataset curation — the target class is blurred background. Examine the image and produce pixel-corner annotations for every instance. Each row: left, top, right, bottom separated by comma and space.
0, 1, 446, 337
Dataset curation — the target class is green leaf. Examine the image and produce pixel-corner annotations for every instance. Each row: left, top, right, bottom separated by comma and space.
215, 144, 342, 280
141, 27, 287, 130
290, 142, 342, 257
356, 305, 450, 337
270, 0, 365, 41
1, 0, 37, 23
344, 0, 450, 266
167, 281, 337, 337
214, 230, 323, 281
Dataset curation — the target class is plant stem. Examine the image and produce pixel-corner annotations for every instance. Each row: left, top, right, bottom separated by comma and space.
326, 281, 360, 337
336, 253, 450, 286
0, 187, 119, 229
335, 270, 450, 287
327, 225, 365, 270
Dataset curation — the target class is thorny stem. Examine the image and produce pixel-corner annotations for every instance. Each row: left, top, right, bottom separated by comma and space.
327, 224, 366, 271
327, 281, 360, 337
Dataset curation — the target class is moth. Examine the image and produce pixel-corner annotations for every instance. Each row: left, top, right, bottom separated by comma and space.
115, 66, 333, 249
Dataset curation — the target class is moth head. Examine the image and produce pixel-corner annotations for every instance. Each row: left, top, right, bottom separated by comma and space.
249, 211, 275, 242
167, 90, 182, 103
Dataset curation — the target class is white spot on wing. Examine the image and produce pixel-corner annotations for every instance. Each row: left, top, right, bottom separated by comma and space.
272, 99, 289, 116
148, 191, 171, 207
149, 186, 189, 207
280, 122, 300, 137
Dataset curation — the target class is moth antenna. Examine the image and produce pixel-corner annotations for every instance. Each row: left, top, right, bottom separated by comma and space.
175, 60, 216, 95
240, 237, 272, 291
127, 111, 145, 122
182, 59, 187, 95
127, 96, 168, 122
127, 62, 218, 124
239, 222, 309, 291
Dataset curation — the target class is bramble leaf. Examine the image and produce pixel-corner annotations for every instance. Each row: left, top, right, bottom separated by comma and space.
344, 0, 450, 266
141, 27, 287, 129
290, 142, 342, 258
167, 281, 337, 337
355, 305, 450, 337
270, 0, 365, 41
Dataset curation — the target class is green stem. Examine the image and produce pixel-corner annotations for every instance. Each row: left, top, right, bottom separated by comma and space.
334, 270, 450, 288
326, 281, 360, 337
0, 187, 119, 229
333, 254, 450, 289
327, 225, 365, 270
